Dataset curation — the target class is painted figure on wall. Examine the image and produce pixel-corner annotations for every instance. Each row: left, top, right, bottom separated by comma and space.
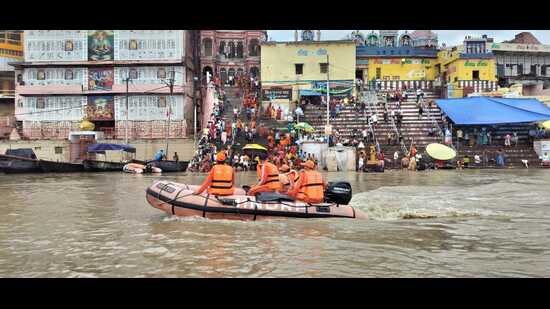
88, 68, 114, 91
86, 96, 114, 120
88, 30, 114, 61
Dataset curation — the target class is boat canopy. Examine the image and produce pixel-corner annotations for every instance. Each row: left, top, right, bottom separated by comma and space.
435, 97, 550, 125
87, 143, 136, 154
5, 148, 37, 159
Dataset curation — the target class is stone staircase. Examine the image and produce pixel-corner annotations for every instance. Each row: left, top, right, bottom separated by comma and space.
302, 90, 542, 168
302, 90, 445, 159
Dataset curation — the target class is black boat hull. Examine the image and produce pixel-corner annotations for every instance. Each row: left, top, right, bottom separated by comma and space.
3, 159, 42, 174
83, 160, 125, 172
149, 160, 188, 172
40, 160, 85, 173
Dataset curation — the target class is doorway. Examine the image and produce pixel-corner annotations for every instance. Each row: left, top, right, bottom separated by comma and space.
356, 69, 364, 81
472, 70, 480, 80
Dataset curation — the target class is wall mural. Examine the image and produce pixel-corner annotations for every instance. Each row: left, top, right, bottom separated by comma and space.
88, 67, 114, 90
86, 96, 114, 120
88, 30, 114, 61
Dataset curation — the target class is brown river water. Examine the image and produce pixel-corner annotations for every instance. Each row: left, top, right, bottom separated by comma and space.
1, 169, 550, 277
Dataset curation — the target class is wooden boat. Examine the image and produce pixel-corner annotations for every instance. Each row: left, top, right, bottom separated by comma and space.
1, 148, 41, 174
39, 160, 85, 173
148, 160, 188, 172
82, 160, 126, 172
1, 155, 42, 174
145, 180, 367, 221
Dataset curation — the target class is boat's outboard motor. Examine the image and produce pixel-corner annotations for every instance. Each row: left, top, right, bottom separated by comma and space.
324, 181, 352, 205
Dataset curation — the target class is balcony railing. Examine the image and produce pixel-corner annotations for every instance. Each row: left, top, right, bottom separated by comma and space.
0, 89, 15, 98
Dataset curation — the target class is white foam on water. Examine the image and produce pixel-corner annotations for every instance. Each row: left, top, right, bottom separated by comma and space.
142, 247, 169, 256
351, 185, 523, 221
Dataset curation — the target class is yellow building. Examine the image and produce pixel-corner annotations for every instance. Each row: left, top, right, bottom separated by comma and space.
261, 40, 356, 117
436, 36, 497, 97
0, 30, 24, 117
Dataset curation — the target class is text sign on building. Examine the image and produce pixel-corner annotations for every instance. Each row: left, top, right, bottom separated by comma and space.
262, 88, 292, 100
491, 43, 550, 53
464, 60, 488, 67
297, 48, 328, 57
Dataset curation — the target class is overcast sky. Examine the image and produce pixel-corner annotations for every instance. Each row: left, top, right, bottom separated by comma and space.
267, 30, 550, 45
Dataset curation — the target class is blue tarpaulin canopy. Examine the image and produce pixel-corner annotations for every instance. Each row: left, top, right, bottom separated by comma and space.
300, 89, 322, 96
87, 143, 136, 153
435, 97, 550, 125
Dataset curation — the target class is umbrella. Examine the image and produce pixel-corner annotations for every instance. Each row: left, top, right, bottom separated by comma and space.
540, 120, 550, 130
242, 144, 268, 151
294, 122, 314, 133
425, 143, 456, 161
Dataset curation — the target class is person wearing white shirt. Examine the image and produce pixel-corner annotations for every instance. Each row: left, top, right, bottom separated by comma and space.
393, 151, 399, 169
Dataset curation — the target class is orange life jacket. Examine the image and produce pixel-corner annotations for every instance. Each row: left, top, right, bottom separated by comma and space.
279, 170, 299, 192
296, 170, 324, 203
208, 164, 234, 196
256, 161, 281, 191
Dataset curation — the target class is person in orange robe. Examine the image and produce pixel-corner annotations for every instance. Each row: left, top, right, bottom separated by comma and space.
194, 152, 244, 196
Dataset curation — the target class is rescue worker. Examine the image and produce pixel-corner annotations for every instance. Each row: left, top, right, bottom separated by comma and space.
247, 154, 282, 196
194, 151, 241, 196
278, 164, 299, 194
288, 160, 326, 204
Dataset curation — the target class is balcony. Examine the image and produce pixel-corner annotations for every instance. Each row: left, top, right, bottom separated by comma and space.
0, 89, 15, 99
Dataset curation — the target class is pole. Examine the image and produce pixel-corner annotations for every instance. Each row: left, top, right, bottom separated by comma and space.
326, 54, 330, 127
165, 71, 174, 157
124, 76, 130, 145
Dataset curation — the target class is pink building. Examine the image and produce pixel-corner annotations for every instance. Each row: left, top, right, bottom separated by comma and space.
10, 30, 198, 140
200, 30, 266, 82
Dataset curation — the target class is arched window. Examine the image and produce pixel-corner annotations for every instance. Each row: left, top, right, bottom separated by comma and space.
228, 68, 235, 78
249, 39, 259, 56
367, 34, 378, 46
237, 68, 244, 76
236, 41, 244, 58
228, 41, 236, 58
250, 67, 259, 78
220, 68, 227, 82
219, 41, 226, 57
400, 35, 411, 47
203, 38, 212, 56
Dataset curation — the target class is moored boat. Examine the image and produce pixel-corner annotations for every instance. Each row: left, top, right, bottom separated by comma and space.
145, 180, 367, 221
1, 149, 41, 174
83, 160, 126, 172
123, 163, 162, 174
39, 160, 85, 173
148, 160, 188, 172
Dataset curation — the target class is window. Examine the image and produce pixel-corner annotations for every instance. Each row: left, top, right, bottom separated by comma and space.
65, 40, 74, 51
472, 70, 479, 80
54, 147, 63, 154
517, 64, 523, 75
36, 98, 45, 109
320, 63, 328, 74
295, 63, 303, 75
530, 65, 537, 75
65, 69, 74, 80
129, 68, 138, 79
129, 39, 138, 50
376, 68, 381, 79
542, 65, 547, 76
158, 96, 167, 108
37, 70, 46, 80
157, 68, 166, 79
203, 38, 212, 57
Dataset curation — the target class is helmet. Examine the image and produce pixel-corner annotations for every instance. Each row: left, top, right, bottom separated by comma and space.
216, 151, 226, 162
280, 164, 290, 172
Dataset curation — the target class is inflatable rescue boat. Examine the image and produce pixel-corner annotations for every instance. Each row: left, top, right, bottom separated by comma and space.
145, 181, 367, 221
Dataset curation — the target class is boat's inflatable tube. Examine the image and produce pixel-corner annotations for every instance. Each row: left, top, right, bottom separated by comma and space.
145, 180, 367, 221
124, 163, 162, 174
